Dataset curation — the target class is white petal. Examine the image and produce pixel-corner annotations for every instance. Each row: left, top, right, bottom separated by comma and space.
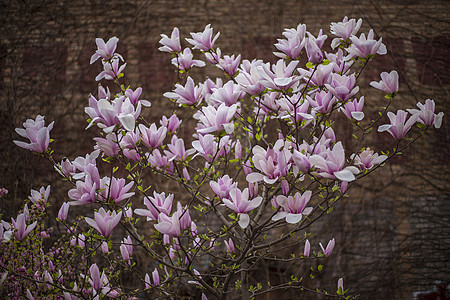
238, 213, 250, 229
351, 111, 364, 121
118, 114, 136, 131
223, 123, 235, 134
286, 213, 303, 224
334, 169, 356, 181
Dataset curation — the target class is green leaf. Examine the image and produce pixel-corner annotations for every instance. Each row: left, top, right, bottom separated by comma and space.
306, 62, 314, 69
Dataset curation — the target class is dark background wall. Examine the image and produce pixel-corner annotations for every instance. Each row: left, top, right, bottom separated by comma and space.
0, 1, 449, 299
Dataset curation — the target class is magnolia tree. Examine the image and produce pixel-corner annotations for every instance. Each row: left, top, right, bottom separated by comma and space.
1, 17, 444, 299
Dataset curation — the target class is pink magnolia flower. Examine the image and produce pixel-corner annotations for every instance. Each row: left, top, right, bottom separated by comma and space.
378, 110, 419, 139
325, 73, 359, 102
176, 202, 192, 230
99, 176, 134, 203
85, 208, 122, 238
159, 27, 182, 53
29, 185, 50, 205
14, 115, 54, 153
222, 187, 262, 228
125, 87, 151, 107
235, 59, 266, 95
338, 278, 344, 293
306, 36, 324, 64
350, 148, 387, 170
186, 24, 220, 51
101, 241, 109, 254
330, 16, 363, 48
309, 142, 359, 181
347, 29, 387, 58
196, 103, 237, 135
68, 164, 101, 205
164, 76, 203, 106
341, 96, 365, 121
257, 59, 300, 90
224, 238, 235, 254
58, 202, 70, 221
274, 35, 305, 60
89, 263, 103, 290
370, 70, 399, 94
94, 133, 120, 157
192, 134, 229, 162
164, 135, 196, 162
218, 54, 241, 76
307, 91, 336, 114
120, 236, 133, 262
135, 191, 174, 221
320, 238, 335, 256
154, 211, 182, 237
11, 213, 37, 241
152, 268, 160, 286
160, 114, 182, 133
90, 37, 121, 64
304, 239, 311, 257
298, 63, 334, 87
292, 148, 312, 173
407, 99, 444, 129
272, 191, 313, 224
210, 174, 237, 199
139, 123, 167, 149
120, 129, 141, 162
96, 57, 126, 81
209, 81, 244, 107
172, 48, 206, 70
147, 149, 174, 174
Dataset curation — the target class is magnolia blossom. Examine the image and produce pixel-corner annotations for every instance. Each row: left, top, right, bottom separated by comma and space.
222, 187, 262, 228
347, 29, 387, 58
235, 59, 266, 95
320, 238, 335, 256
272, 191, 313, 224
135, 191, 174, 221
164, 76, 203, 106
350, 148, 387, 170
159, 27, 182, 53
154, 211, 182, 237
309, 142, 359, 181
304, 239, 311, 257
85, 208, 122, 238
209, 81, 244, 107
274, 35, 305, 60
257, 59, 300, 90
14, 115, 54, 153
307, 91, 336, 114
341, 96, 365, 121
192, 134, 229, 162
407, 99, 444, 129
370, 70, 399, 94
305, 35, 324, 64
224, 238, 235, 254
90, 37, 121, 64
164, 135, 196, 162
96, 57, 127, 81
330, 16, 362, 48
68, 164, 100, 205
98, 176, 134, 203
58, 202, 70, 221
210, 174, 237, 199
94, 133, 119, 157
172, 48, 206, 70
29, 185, 50, 205
12, 213, 37, 241
139, 123, 167, 149
378, 110, 419, 139
325, 73, 359, 102
196, 103, 237, 135
186, 24, 220, 51
160, 114, 182, 133
218, 54, 241, 76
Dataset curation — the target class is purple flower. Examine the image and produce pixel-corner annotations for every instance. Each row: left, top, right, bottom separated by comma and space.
407, 99, 444, 129
341, 96, 365, 121
176, 202, 192, 230
347, 29, 387, 58
154, 211, 181, 237
257, 59, 300, 90
89, 263, 103, 290
309, 142, 359, 181
338, 278, 344, 293
160, 114, 182, 133
378, 110, 419, 139
96, 57, 126, 81
90, 37, 121, 64
125, 87, 150, 107
274, 35, 305, 60
306, 36, 324, 64
235, 59, 266, 95
85, 208, 122, 238
272, 191, 313, 224
210, 174, 237, 199
139, 123, 167, 149
68, 164, 100, 205
350, 148, 387, 170
307, 91, 336, 114
218, 54, 241, 76
99, 176, 134, 203
304, 239, 310, 257
209, 81, 244, 107
164, 135, 196, 162
135, 191, 174, 221
192, 134, 229, 162
29, 185, 50, 205
164, 76, 203, 106
152, 268, 160, 286
196, 103, 237, 135
58, 202, 70, 221
120, 236, 133, 262
370, 70, 399, 94
14, 115, 54, 153
222, 187, 262, 228
325, 73, 359, 102
224, 238, 235, 254
11, 213, 37, 241
94, 133, 120, 157
186, 24, 220, 51
330, 16, 363, 48
320, 238, 335, 257
159, 27, 182, 53
172, 48, 206, 71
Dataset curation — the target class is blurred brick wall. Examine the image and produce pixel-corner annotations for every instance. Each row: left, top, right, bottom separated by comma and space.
0, 0, 448, 299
